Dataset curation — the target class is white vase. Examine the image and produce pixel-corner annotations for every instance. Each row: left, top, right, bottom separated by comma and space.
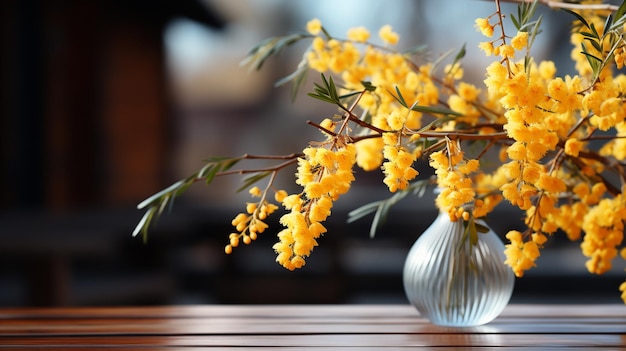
403, 211, 515, 326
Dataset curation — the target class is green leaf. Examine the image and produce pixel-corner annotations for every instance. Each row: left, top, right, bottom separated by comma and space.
390, 84, 461, 118
133, 206, 157, 237
175, 179, 193, 197
418, 115, 456, 132
527, 16, 543, 47
347, 179, 432, 238
410, 104, 463, 117
588, 38, 603, 53
307, 92, 335, 104
604, 14, 613, 36
589, 22, 600, 38
327, 75, 339, 102
582, 50, 603, 66
221, 158, 240, 172
157, 194, 171, 216
470, 225, 479, 246
236, 172, 271, 193
453, 43, 466, 64
616, 0, 626, 21
275, 55, 309, 102
197, 157, 240, 185
579, 31, 598, 39
562, 8, 590, 29
347, 201, 384, 223
241, 33, 308, 71
361, 81, 376, 92
338, 90, 363, 100
393, 86, 408, 107
307, 73, 345, 105
511, 15, 521, 31
402, 44, 428, 56
609, 1, 626, 32
462, 217, 479, 247
431, 47, 456, 72
370, 201, 388, 239
203, 164, 221, 185
137, 180, 185, 210
475, 222, 490, 233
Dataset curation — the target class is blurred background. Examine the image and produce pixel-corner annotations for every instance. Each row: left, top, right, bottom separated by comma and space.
1, 0, 624, 307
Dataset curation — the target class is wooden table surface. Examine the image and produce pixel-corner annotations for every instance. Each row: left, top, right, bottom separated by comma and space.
0, 304, 625, 349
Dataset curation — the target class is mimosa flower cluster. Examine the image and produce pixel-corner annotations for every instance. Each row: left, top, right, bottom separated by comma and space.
134, 0, 626, 303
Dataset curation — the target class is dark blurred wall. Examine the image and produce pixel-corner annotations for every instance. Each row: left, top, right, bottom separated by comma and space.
0, 0, 226, 306
1, 0, 224, 210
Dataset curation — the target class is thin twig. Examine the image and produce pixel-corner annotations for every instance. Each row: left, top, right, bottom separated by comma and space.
215, 158, 300, 177
417, 130, 510, 141
496, 0, 618, 11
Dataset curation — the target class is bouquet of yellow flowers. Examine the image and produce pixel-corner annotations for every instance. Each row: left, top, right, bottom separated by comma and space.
134, 0, 626, 303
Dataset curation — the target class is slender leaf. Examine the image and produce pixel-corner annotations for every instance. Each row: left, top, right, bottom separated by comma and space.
453, 43, 466, 64
562, 8, 590, 29
175, 179, 193, 197
431, 47, 456, 72
361, 81, 376, 92
157, 194, 171, 215
391, 86, 408, 107
579, 31, 598, 39
132, 206, 157, 237
241, 33, 308, 71
203, 164, 221, 185
402, 44, 428, 56
528, 16, 543, 47
511, 15, 521, 30
582, 50, 603, 65
338, 90, 363, 100
327, 75, 339, 102
604, 14, 613, 36
370, 202, 386, 238
347, 179, 432, 238
616, 0, 626, 21
475, 222, 490, 233
410, 104, 463, 117
275, 51, 309, 101
198, 162, 214, 179
609, 1, 626, 32
418, 115, 456, 132
347, 201, 384, 223
236, 172, 271, 193
469, 219, 479, 246
307, 92, 335, 104
137, 180, 185, 209
589, 22, 600, 38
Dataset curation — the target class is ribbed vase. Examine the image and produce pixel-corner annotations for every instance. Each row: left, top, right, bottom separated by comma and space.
403, 212, 514, 327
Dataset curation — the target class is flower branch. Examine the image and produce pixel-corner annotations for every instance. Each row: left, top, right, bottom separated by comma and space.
134, 0, 626, 302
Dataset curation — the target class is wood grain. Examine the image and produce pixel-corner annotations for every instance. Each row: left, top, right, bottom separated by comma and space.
0, 305, 624, 348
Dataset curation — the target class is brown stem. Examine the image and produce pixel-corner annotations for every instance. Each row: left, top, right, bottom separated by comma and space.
345, 112, 387, 134
417, 130, 509, 141
240, 153, 305, 160
307, 120, 337, 137
568, 154, 621, 196
476, 138, 499, 160
214, 158, 300, 177
494, 0, 512, 74
497, 0, 618, 11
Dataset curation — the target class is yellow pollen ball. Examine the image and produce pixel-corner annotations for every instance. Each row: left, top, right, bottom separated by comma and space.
306, 18, 322, 35
347, 26, 370, 42
379, 25, 399, 45
249, 186, 262, 197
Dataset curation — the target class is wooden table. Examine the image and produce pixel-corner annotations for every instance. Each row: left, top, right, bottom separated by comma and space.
0, 304, 625, 349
